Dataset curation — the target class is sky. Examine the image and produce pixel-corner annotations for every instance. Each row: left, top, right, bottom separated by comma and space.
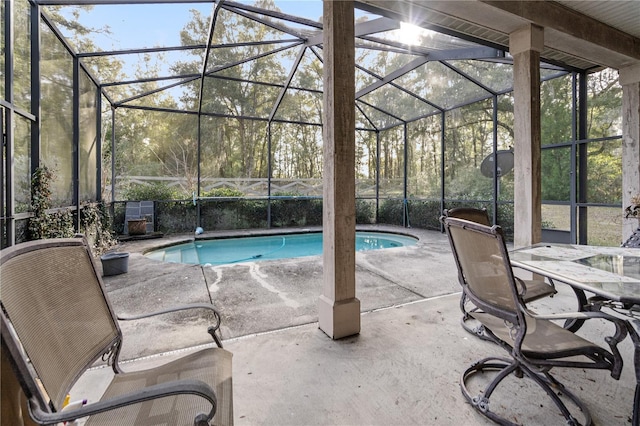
60, 1, 326, 52
55, 1, 386, 80
53, 1, 411, 106
56, 0, 389, 54
53, 1, 339, 105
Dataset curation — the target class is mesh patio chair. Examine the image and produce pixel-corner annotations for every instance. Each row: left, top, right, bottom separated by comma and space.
443, 207, 587, 338
443, 207, 555, 339
442, 217, 627, 425
0, 236, 233, 426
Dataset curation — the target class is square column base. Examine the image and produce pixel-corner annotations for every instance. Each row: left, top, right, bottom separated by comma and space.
318, 295, 361, 339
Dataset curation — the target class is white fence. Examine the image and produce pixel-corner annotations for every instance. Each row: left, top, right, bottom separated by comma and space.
110, 176, 406, 198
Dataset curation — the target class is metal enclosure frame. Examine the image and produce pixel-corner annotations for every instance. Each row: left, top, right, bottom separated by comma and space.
0, 0, 623, 247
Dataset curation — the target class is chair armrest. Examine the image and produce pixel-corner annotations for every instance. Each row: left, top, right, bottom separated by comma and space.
524, 307, 629, 364
29, 379, 216, 426
524, 308, 627, 324
118, 303, 223, 347
524, 306, 629, 379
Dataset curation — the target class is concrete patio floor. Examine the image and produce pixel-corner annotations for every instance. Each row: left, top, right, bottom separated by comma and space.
71, 226, 637, 425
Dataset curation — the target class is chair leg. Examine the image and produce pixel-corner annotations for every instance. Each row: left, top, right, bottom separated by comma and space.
461, 356, 591, 426
563, 288, 588, 332
531, 369, 591, 426
459, 294, 496, 342
461, 357, 520, 426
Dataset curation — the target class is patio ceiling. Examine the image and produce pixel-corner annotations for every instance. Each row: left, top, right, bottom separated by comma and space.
360, 0, 640, 71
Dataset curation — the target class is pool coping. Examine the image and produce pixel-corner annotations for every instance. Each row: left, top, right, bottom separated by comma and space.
138, 224, 424, 255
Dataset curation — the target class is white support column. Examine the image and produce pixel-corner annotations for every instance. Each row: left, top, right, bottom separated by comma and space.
319, 0, 360, 339
621, 63, 640, 241
510, 24, 544, 248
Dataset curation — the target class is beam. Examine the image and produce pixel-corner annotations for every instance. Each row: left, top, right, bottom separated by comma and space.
355, 46, 498, 99
621, 63, 640, 242
481, 1, 640, 64
319, 0, 360, 340
268, 46, 307, 122
511, 24, 543, 248
307, 16, 399, 46
359, 0, 639, 70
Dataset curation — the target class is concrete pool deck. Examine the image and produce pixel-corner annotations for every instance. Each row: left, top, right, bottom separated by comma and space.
71, 225, 637, 425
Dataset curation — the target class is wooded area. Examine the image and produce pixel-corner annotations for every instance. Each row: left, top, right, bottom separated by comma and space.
4, 0, 624, 244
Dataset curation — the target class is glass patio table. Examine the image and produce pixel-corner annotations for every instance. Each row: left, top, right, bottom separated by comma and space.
510, 243, 640, 426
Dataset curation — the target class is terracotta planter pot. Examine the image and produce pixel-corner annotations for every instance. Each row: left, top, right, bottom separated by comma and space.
127, 219, 147, 235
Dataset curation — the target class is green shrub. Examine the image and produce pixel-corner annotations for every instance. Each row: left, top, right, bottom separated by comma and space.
113, 202, 126, 234
202, 188, 244, 198
157, 201, 197, 233
406, 200, 441, 230
123, 182, 181, 201
356, 199, 375, 224
270, 192, 322, 227
81, 203, 116, 254
238, 200, 268, 228
496, 204, 515, 240
45, 210, 75, 239
28, 166, 75, 240
378, 199, 404, 225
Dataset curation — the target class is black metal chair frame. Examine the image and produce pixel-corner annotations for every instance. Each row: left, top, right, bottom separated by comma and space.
443, 217, 628, 425
442, 207, 587, 339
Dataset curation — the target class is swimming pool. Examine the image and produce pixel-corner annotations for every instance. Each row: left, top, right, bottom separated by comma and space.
145, 231, 417, 265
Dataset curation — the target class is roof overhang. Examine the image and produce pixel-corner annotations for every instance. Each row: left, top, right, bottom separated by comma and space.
358, 0, 640, 71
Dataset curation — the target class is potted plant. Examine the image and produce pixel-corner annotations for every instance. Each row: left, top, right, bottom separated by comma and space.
624, 194, 640, 219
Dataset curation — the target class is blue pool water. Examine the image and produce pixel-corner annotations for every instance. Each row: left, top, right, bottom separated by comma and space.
145, 231, 417, 265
